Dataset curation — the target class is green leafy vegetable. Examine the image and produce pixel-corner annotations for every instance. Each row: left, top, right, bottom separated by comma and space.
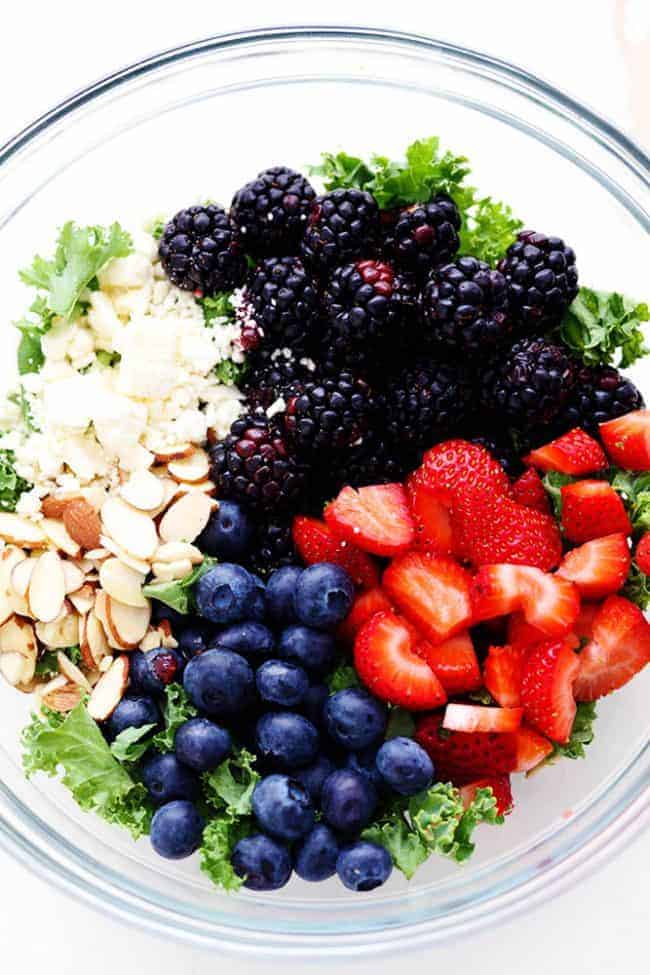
200, 814, 254, 893
542, 471, 577, 520
152, 684, 198, 753
34, 646, 81, 679
610, 470, 650, 533
13, 296, 55, 375
142, 556, 217, 614
110, 723, 157, 763
385, 706, 416, 740
623, 563, 650, 610
22, 703, 153, 838
326, 663, 360, 693
199, 749, 260, 892
543, 702, 597, 765
144, 214, 167, 240
200, 292, 236, 326
20, 222, 132, 321
8, 384, 38, 432
558, 288, 649, 368
214, 359, 248, 386
0, 449, 30, 512
95, 349, 121, 368
458, 196, 523, 267
203, 748, 260, 817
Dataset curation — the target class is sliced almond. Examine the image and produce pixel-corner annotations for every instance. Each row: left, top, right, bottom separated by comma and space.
69, 583, 96, 616
63, 498, 102, 551
57, 651, 91, 691
139, 627, 163, 652
0, 547, 30, 621
120, 470, 166, 512
41, 495, 78, 519
98, 655, 114, 673
72, 556, 94, 574
10, 557, 37, 598
159, 492, 213, 544
101, 498, 158, 561
153, 443, 193, 463
99, 535, 151, 575
0, 513, 46, 548
62, 560, 86, 595
106, 596, 151, 648
173, 479, 217, 498
41, 518, 81, 558
154, 541, 203, 565
81, 610, 110, 668
0, 615, 38, 658
84, 547, 111, 562
29, 550, 66, 623
42, 676, 83, 713
168, 447, 210, 484
93, 591, 122, 651
35, 612, 79, 650
158, 618, 179, 649
152, 558, 193, 582
99, 558, 147, 608
87, 655, 129, 721
1, 651, 33, 687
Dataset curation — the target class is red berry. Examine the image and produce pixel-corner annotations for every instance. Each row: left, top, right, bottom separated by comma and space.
512, 468, 551, 513
635, 532, 650, 574
383, 551, 473, 644
324, 483, 415, 557
337, 587, 393, 643
521, 637, 580, 744
442, 703, 524, 734
560, 480, 631, 543
405, 470, 456, 556
415, 631, 482, 695
599, 409, 650, 470
460, 776, 514, 815
573, 594, 650, 701
483, 645, 525, 708
557, 533, 631, 599
292, 515, 379, 589
472, 564, 580, 638
524, 428, 608, 475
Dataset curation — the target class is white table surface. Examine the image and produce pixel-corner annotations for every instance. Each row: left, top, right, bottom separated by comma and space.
0, 2, 648, 972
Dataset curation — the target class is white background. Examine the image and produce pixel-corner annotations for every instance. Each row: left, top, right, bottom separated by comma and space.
0, 1, 648, 972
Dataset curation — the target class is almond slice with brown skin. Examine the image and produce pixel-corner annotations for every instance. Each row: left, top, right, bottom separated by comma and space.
159, 492, 213, 544
120, 470, 166, 512
0, 616, 37, 685
153, 443, 193, 463
173, 480, 217, 498
41, 518, 81, 558
87, 655, 129, 721
99, 558, 147, 608
57, 651, 91, 691
99, 535, 151, 575
167, 447, 209, 484
1, 547, 31, 619
69, 583, 96, 616
42, 678, 83, 713
81, 610, 110, 668
0, 514, 46, 548
94, 592, 124, 651
101, 498, 158, 561
0, 652, 33, 686
106, 597, 151, 648
35, 611, 79, 650
63, 499, 102, 550
29, 550, 66, 623
10, 557, 37, 598
62, 560, 86, 595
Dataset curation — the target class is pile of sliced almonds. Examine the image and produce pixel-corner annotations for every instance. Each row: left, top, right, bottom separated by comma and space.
0, 444, 217, 720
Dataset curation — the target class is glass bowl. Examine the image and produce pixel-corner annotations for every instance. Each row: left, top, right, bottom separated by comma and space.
0, 26, 648, 957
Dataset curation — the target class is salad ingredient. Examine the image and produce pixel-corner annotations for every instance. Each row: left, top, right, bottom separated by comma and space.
556, 534, 631, 599
560, 480, 632, 542
294, 823, 339, 882
557, 288, 649, 368
383, 552, 472, 643
405, 470, 456, 555
521, 638, 580, 744
336, 840, 393, 891
324, 687, 387, 750
242, 256, 320, 351
301, 188, 380, 273
511, 468, 550, 513
284, 372, 375, 457
634, 533, 650, 574
553, 364, 644, 434
255, 710, 320, 770
383, 195, 461, 276
471, 564, 580, 637
230, 166, 316, 257
375, 736, 434, 796
142, 753, 200, 804
599, 409, 650, 470
417, 632, 482, 696
524, 428, 608, 475
499, 230, 578, 331
324, 483, 415, 557
442, 703, 523, 734
573, 595, 650, 701
421, 257, 511, 353
324, 260, 417, 348
293, 562, 355, 630
158, 205, 246, 295
231, 833, 292, 891
183, 648, 255, 717
292, 515, 380, 589
483, 645, 524, 708
150, 799, 205, 860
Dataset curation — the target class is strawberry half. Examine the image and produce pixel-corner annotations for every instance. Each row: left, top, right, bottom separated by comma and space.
512, 468, 551, 513
415, 713, 519, 779
513, 725, 554, 772
354, 611, 447, 710
634, 532, 650, 574
557, 533, 631, 599
420, 439, 513, 501
600, 409, 650, 471
524, 428, 608, 475
521, 637, 580, 744
443, 703, 524, 733
324, 483, 415, 557
460, 776, 513, 815
507, 612, 547, 650
560, 480, 632, 543
484, 645, 524, 707
383, 551, 473, 643
405, 470, 455, 556
453, 493, 562, 571
573, 594, 650, 701
416, 631, 482, 695
337, 587, 394, 643
292, 515, 379, 589
472, 564, 580, 637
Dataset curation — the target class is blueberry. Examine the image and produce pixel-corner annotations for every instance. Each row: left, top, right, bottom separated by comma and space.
321, 769, 377, 833
177, 621, 216, 659
294, 754, 335, 801
252, 774, 314, 841
266, 566, 302, 626
324, 688, 387, 751
141, 753, 200, 804
183, 648, 255, 717
174, 717, 232, 772
295, 824, 339, 882
105, 694, 159, 739
129, 647, 185, 695
336, 840, 392, 891
294, 563, 354, 631
214, 622, 274, 661
151, 601, 186, 631
299, 683, 329, 728
345, 746, 383, 791
196, 500, 254, 560
255, 711, 319, 770
150, 800, 204, 860
278, 625, 335, 676
248, 573, 267, 622
231, 833, 292, 891
195, 564, 257, 625
375, 736, 434, 796
256, 659, 309, 708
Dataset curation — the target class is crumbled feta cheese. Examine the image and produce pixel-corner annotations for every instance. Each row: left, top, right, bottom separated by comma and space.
266, 397, 286, 419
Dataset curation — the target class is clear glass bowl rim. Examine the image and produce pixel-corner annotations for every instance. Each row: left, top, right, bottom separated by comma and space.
0, 24, 648, 957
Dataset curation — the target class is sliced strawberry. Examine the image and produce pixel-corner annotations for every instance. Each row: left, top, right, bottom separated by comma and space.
635, 532, 650, 574
460, 776, 513, 815
292, 515, 379, 589
443, 703, 523, 733
483, 645, 524, 707
383, 551, 473, 644
324, 484, 415, 557
453, 493, 562, 571
600, 410, 650, 471
415, 713, 518, 779
512, 468, 551, 513
561, 480, 632, 543
472, 564, 580, 638
420, 439, 512, 500
575, 601, 600, 641
512, 725, 554, 772
573, 594, 650, 701
557, 533, 631, 599
337, 587, 394, 643
521, 637, 580, 744
405, 470, 455, 556
354, 611, 447, 710
416, 631, 482, 695
524, 428, 608, 475
507, 612, 547, 650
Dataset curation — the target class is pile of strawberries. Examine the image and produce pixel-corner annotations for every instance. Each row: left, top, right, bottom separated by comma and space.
293, 410, 650, 814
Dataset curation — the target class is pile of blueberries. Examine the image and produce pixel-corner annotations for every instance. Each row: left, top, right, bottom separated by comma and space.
103, 503, 436, 893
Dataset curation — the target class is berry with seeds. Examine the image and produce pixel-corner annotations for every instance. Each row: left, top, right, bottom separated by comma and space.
243, 350, 318, 412
554, 365, 644, 435
158, 204, 246, 296
383, 195, 461, 276
560, 480, 632, 543
248, 517, 297, 577
284, 372, 375, 456
384, 359, 475, 451
511, 468, 551, 513
324, 260, 418, 347
481, 337, 576, 429
301, 188, 380, 273
499, 229, 578, 331
521, 637, 579, 744
635, 533, 650, 575
599, 409, 650, 471
467, 433, 522, 479
291, 516, 380, 590
230, 166, 316, 256
324, 483, 416, 558
422, 257, 511, 352
557, 533, 631, 600
573, 595, 650, 701
524, 428, 608, 475
320, 434, 406, 500
241, 257, 321, 352
460, 776, 514, 816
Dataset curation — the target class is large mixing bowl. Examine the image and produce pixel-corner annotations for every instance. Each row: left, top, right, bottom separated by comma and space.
0, 25, 648, 957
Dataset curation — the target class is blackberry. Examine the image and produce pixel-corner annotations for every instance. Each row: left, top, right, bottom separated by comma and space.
230, 166, 316, 256
243, 349, 318, 411
158, 204, 246, 296
324, 260, 418, 347
241, 257, 321, 352
301, 188, 380, 273
468, 433, 522, 478
384, 359, 475, 453
248, 518, 297, 577
499, 230, 578, 331
481, 336, 576, 429
209, 413, 308, 514
319, 434, 406, 503
383, 195, 461, 276
554, 364, 644, 435
422, 257, 512, 353
284, 373, 375, 456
